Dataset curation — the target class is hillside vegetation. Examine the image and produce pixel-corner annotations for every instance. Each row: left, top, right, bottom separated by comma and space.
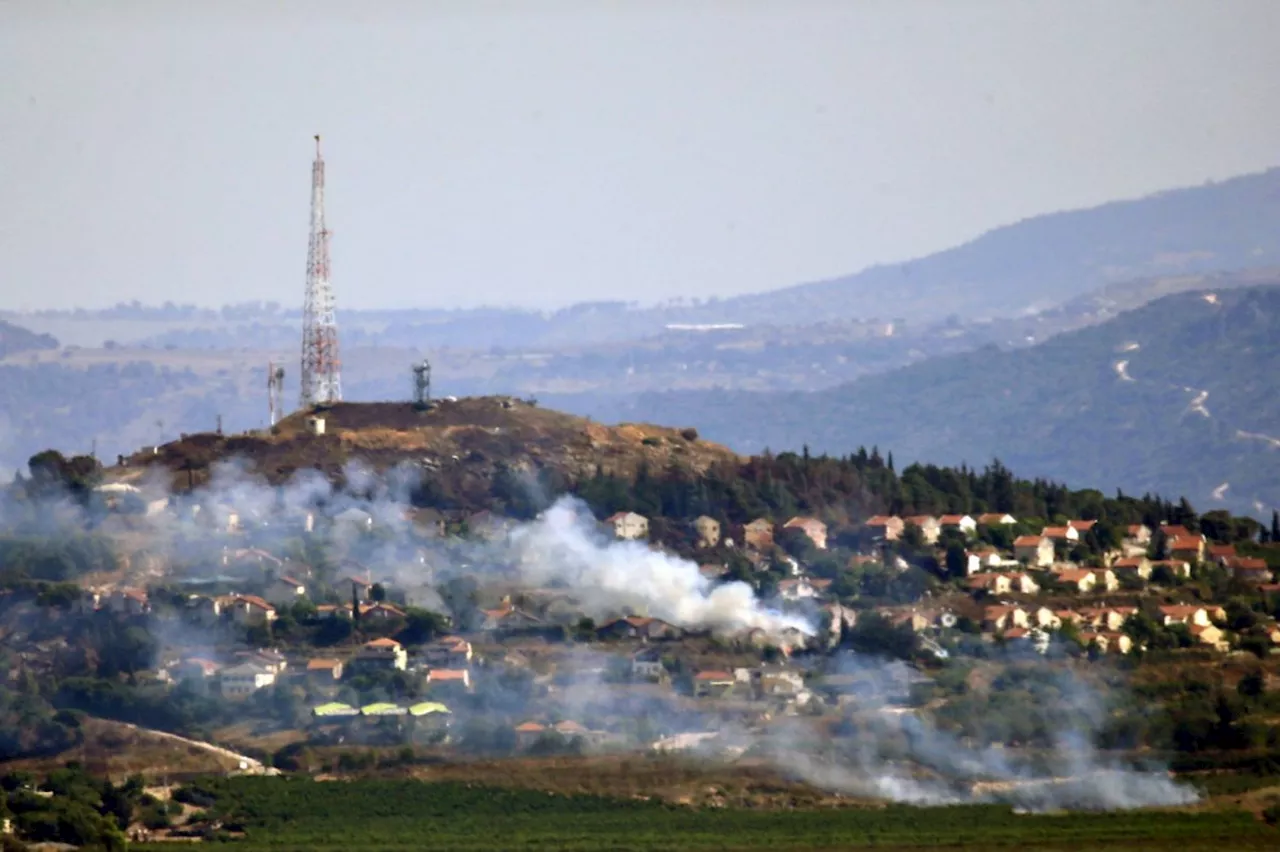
605, 285, 1280, 515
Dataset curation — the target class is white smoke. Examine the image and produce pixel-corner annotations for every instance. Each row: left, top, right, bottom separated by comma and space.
508, 497, 812, 640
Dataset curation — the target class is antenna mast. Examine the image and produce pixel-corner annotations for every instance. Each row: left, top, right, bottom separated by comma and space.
267, 361, 286, 426
300, 134, 343, 409
412, 359, 432, 409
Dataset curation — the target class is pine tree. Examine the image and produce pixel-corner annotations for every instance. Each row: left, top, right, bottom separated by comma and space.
1272, 510, 1280, 543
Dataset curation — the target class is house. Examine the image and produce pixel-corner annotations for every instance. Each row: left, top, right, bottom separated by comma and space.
174, 658, 221, 685
225, 595, 277, 627
938, 514, 977, 535
864, 515, 905, 541
1080, 631, 1133, 655
1054, 609, 1083, 626
692, 516, 721, 549
1007, 572, 1041, 594
1030, 607, 1061, 629
1159, 525, 1198, 541
358, 602, 408, 621
1053, 569, 1097, 593
1189, 623, 1228, 652
971, 548, 1011, 570
597, 616, 684, 641
305, 658, 344, 682
344, 576, 373, 603
1207, 543, 1237, 565
1231, 557, 1273, 584
1041, 526, 1080, 543
1149, 559, 1192, 579
333, 507, 374, 531
1126, 524, 1152, 545
783, 517, 828, 550
699, 563, 728, 581
1014, 536, 1054, 568
233, 648, 287, 674
966, 573, 1011, 595
1167, 536, 1205, 563
742, 518, 775, 550
777, 577, 832, 602
756, 667, 806, 697
1068, 520, 1097, 534
514, 721, 547, 750
421, 636, 473, 668
1159, 605, 1210, 627
604, 511, 650, 541
631, 647, 666, 680
354, 637, 407, 671
1111, 556, 1152, 580
479, 603, 544, 632
904, 516, 941, 544
983, 605, 1028, 632
425, 669, 472, 693
219, 662, 276, 698
1089, 569, 1119, 593
977, 513, 1017, 526
264, 575, 307, 608
693, 670, 737, 698
105, 588, 150, 616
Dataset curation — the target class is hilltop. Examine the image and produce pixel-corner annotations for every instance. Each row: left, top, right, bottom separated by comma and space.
112, 396, 735, 501
595, 284, 1280, 515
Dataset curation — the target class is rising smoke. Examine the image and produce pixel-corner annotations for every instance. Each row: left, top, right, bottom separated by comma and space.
0, 458, 1198, 811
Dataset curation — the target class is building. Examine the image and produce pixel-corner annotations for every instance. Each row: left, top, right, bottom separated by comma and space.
742, 518, 775, 550
1067, 520, 1097, 534
756, 666, 806, 697
514, 721, 547, 750
1125, 524, 1152, 545
358, 602, 407, 621
783, 517, 828, 550
966, 573, 1011, 595
1111, 556, 1152, 580
1007, 573, 1040, 594
983, 605, 1028, 631
421, 636, 473, 668
693, 670, 737, 698
425, 669, 471, 693
1189, 623, 1228, 652
1013, 536, 1054, 568
692, 516, 721, 549
777, 577, 832, 602
1041, 526, 1080, 543
225, 595, 277, 627
105, 588, 150, 616
1230, 557, 1273, 584
938, 514, 977, 535
1207, 544, 1238, 565
904, 516, 941, 545
1167, 536, 1205, 563
480, 603, 544, 632
1159, 605, 1210, 627
631, 647, 665, 680
1053, 569, 1097, 594
354, 637, 407, 671
864, 515, 905, 542
305, 658, 344, 683
219, 662, 276, 699
1080, 631, 1134, 655
265, 575, 307, 608
597, 616, 684, 641
977, 513, 1017, 526
604, 511, 649, 541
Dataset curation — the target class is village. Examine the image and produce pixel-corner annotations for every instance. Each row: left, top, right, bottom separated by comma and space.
40, 491, 1280, 762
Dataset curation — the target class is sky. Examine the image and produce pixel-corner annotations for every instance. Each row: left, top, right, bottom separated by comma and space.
2, 0, 1280, 312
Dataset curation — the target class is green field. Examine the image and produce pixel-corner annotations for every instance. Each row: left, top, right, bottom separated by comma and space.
138, 777, 1279, 851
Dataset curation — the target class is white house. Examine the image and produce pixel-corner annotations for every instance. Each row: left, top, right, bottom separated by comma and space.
938, 514, 977, 535
1014, 536, 1054, 568
604, 511, 650, 541
219, 662, 276, 699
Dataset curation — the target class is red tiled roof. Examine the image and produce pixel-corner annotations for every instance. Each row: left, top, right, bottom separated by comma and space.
1055, 569, 1094, 583
1112, 557, 1147, 568
865, 515, 899, 526
694, 670, 734, 681
1068, 520, 1097, 531
427, 669, 469, 681
364, 637, 402, 649
306, 658, 342, 670
1042, 526, 1073, 539
1014, 535, 1045, 547
1168, 536, 1203, 551
514, 721, 545, 732
234, 594, 275, 611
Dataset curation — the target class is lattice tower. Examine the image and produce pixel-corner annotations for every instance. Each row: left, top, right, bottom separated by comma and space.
300, 134, 342, 408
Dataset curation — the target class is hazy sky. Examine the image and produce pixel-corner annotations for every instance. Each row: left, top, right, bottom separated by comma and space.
3, 1, 1280, 312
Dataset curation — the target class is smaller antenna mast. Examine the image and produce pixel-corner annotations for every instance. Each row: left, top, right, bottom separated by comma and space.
268, 361, 286, 426
412, 359, 432, 409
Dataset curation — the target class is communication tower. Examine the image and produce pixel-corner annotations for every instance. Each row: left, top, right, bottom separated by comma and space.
267, 361, 286, 426
412, 359, 432, 409
299, 135, 343, 408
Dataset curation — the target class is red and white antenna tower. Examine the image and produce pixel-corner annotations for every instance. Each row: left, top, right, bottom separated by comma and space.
300, 134, 342, 408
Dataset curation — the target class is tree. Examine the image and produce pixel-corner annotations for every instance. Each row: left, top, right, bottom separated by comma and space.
944, 542, 968, 580
369, 583, 387, 603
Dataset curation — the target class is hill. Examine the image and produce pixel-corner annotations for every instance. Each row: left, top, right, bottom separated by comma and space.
112, 396, 735, 508
588, 284, 1280, 515
0, 318, 57, 359
699, 168, 1280, 327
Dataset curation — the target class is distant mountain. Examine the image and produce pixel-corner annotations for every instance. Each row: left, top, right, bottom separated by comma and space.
584, 285, 1280, 516
704, 169, 1280, 327
0, 319, 57, 359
